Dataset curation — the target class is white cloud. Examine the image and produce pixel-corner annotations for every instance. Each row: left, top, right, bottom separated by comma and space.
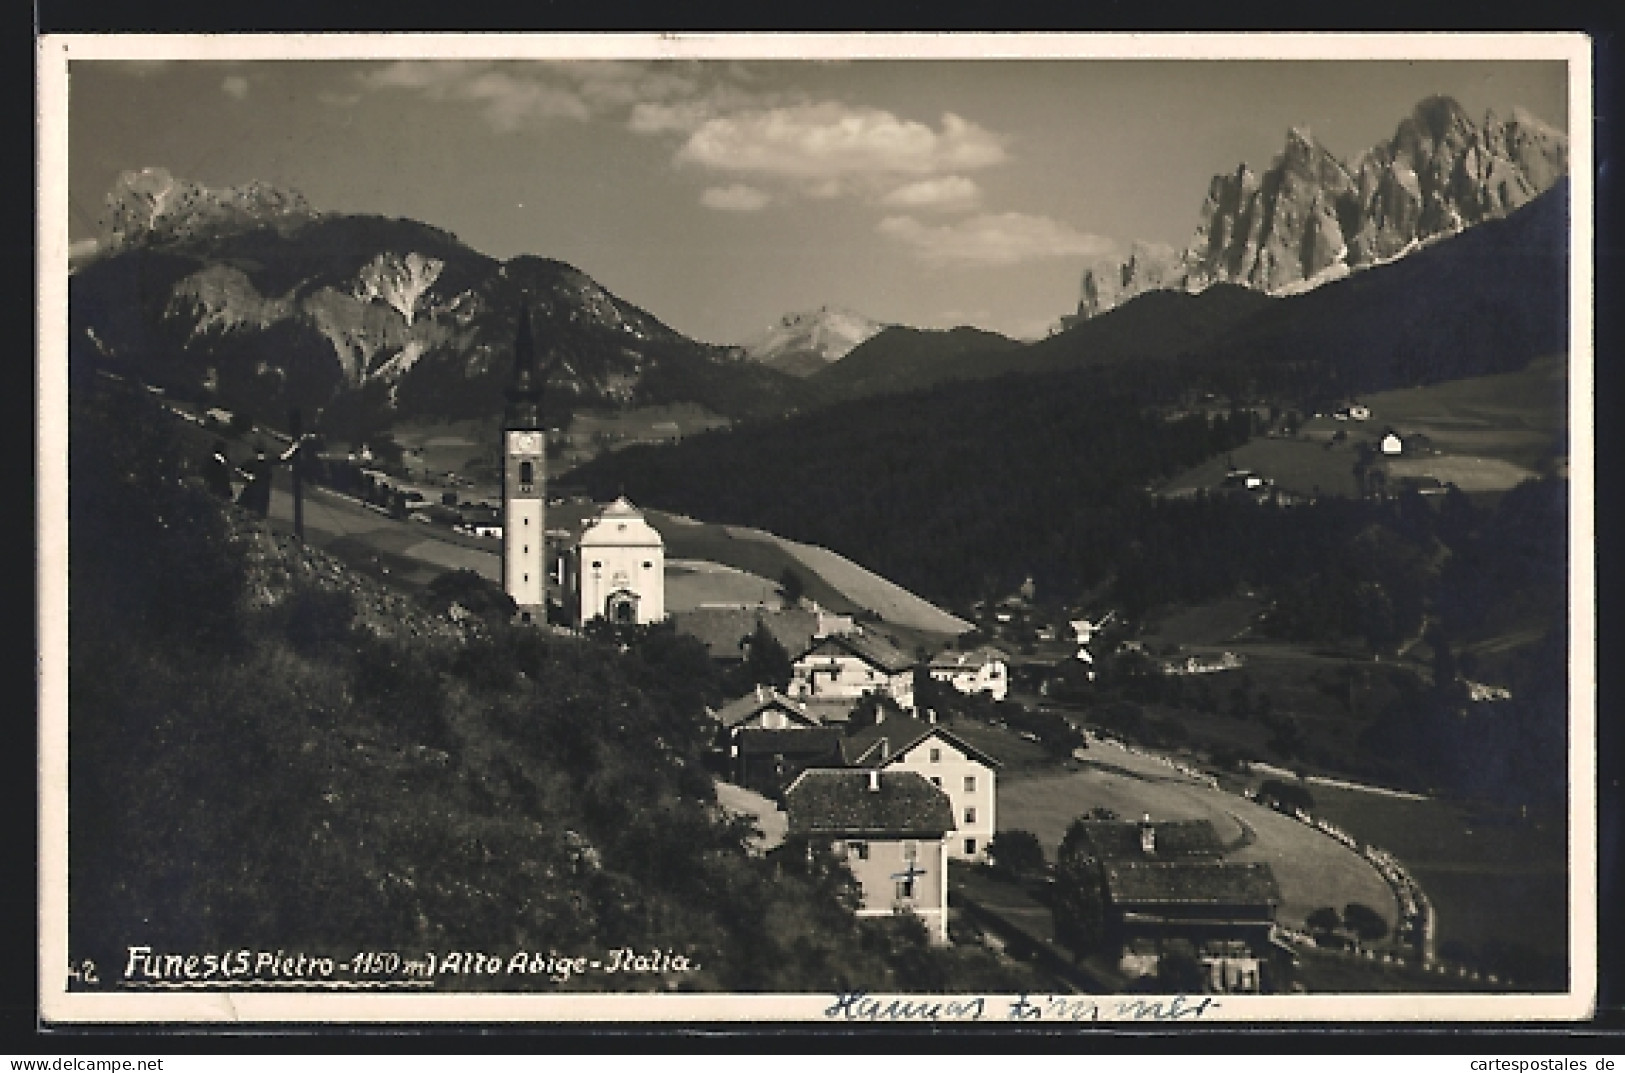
700, 184, 771, 212
877, 212, 1116, 266
675, 103, 1006, 180
358, 61, 589, 131
221, 75, 249, 100
880, 175, 982, 212
629, 99, 716, 135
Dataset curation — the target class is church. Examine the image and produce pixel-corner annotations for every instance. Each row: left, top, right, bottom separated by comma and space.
501, 310, 665, 628
569, 496, 666, 626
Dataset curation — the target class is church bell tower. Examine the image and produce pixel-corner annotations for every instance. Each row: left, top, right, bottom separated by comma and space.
502, 308, 546, 624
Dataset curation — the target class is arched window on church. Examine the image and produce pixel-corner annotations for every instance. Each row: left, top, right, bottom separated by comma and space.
519, 460, 534, 492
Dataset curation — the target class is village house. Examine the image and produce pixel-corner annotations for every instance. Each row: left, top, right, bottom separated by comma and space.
783, 768, 956, 943
673, 606, 852, 666
711, 686, 840, 797
840, 711, 1000, 861
733, 727, 848, 798
927, 645, 1011, 702
1073, 817, 1284, 993
787, 630, 918, 716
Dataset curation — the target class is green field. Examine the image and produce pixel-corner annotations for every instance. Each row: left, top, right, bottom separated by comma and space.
1298, 784, 1569, 984
1160, 355, 1568, 498
1160, 436, 1366, 498
1357, 354, 1569, 470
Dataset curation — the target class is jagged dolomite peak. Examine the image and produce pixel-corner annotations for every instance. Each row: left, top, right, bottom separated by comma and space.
99, 166, 315, 251
1072, 97, 1568, 321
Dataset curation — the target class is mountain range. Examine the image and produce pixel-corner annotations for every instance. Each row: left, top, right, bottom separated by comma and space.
1069, 96, 1568, 321
68, 92, 1569, 437
71, 168, 801, 434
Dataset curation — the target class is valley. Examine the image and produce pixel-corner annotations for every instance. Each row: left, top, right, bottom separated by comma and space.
57, 73, 1582, 1006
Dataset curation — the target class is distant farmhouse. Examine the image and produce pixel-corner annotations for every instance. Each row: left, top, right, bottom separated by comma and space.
784, 769, 957, 943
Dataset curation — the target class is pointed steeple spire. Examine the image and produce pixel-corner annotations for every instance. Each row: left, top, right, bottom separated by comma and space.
504, 304, 542, 429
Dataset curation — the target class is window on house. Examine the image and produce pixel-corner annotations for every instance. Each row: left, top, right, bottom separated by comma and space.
929, 747, 941, 763
523, 545, 529, 554
964, 837, 977, 856
850, 841, 869, 861
964, 807, 977, 824
964, 775, 977, 792
896, 876, 916, 900
930, 776, 942, 788
519, 461, 533, 491
902, 841, 918, 861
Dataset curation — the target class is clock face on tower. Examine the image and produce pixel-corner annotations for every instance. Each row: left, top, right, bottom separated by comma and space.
511, 432, 540, 454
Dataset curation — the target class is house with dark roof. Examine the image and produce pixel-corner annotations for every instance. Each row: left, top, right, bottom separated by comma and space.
839, 712, 1001, 862
788, 630, 919, 713
712, 686, 817, 732
673, 608, 831, 665
783, 768, 956, 942
712, 687, 826, 795
1073, 816, 1284, 992
1076, 817, 1225, 862
734, 727, 847, 799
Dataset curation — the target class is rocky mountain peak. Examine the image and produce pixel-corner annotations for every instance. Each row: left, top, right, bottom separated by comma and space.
741, 306, 891, 377
98, 166, 316, 253
1072, 95, 1567, 321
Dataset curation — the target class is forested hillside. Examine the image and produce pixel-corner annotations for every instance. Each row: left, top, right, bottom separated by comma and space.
67, 378, 1036, 992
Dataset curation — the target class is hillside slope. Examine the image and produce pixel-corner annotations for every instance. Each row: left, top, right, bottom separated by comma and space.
66, 378, 1039, 994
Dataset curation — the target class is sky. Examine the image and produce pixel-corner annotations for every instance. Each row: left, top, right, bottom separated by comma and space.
65, 50, 1570, 345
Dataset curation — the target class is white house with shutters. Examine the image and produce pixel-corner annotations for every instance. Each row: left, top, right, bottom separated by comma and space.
840, 713, 1000, 862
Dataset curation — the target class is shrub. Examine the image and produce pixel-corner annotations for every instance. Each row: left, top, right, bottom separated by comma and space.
986, 830, 1046, 882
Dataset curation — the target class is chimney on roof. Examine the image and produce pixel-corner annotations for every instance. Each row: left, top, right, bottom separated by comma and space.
867, 770, 880, 793
757, 684, 767, 702
1139, 813, 1156, 856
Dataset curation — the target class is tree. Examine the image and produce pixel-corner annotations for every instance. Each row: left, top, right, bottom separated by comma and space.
735, 620, 793, 692
985, 830, 1046, 883
1306, 906, 1341, 938
1050, 820, 1107, 961
1342, 902, 1389, 944
1258, 778, 1314, 815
